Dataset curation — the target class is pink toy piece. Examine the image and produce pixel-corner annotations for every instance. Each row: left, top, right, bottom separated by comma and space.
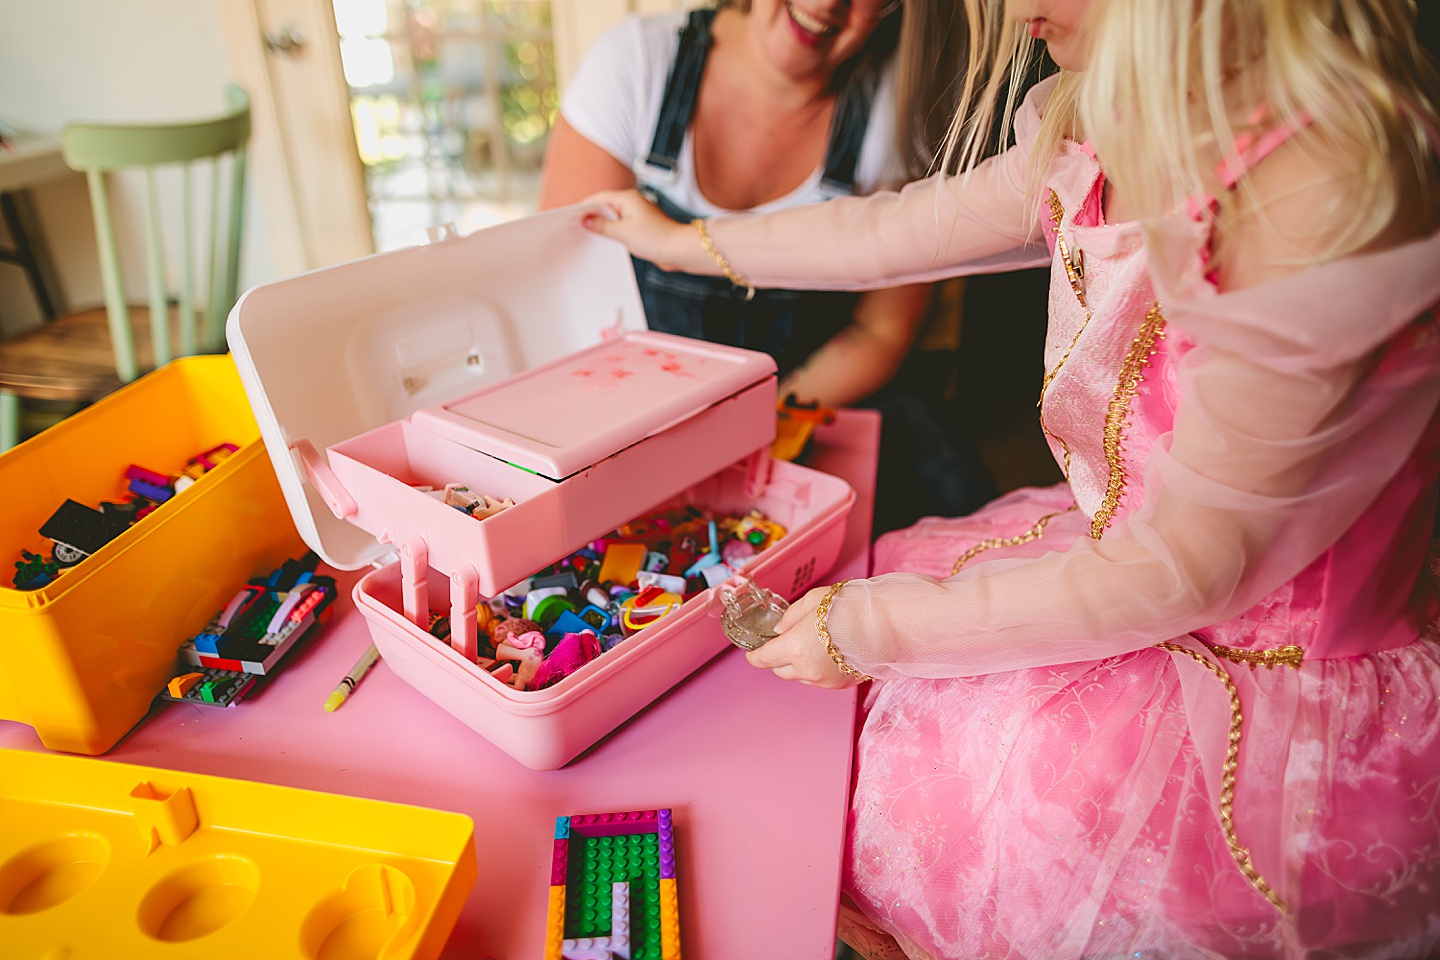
532, 631, 601, 691
491, 618, 542, 648
505, 631, 547, 652
721, 540, 755, 564
266, 583, 316, 634
551, 839, 569, 885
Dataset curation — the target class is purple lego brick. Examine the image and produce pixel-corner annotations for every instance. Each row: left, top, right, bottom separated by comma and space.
658, 809, 676, 879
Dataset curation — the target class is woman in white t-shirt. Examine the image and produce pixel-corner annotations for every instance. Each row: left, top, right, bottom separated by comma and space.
540, 0, 995, 532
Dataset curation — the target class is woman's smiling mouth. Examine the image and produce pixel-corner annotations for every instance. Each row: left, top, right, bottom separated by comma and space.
786, 1, 839, 45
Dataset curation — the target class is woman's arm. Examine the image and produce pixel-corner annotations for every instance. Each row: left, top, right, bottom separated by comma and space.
779, 282, 933, 407
538, 117, 636, 210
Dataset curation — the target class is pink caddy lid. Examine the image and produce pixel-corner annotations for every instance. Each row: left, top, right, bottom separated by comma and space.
412, 330, 776, 480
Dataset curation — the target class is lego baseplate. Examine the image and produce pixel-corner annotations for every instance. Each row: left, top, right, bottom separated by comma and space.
545, 809, 680, 960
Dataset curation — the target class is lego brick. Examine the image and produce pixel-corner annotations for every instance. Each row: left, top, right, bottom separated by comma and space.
38, 499, 131, 558
545, 886, 567, 960
157, 667, 255, 708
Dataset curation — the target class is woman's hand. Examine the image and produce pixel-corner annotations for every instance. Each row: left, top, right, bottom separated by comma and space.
744, 585, 863, 689
582, 189, 710, 274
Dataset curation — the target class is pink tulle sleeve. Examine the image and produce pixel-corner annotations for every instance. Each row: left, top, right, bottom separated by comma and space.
826, 227, 1440, 679
701, 80, 1057, 289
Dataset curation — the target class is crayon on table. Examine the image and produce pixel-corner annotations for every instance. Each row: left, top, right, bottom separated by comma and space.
323, 643, 380, 712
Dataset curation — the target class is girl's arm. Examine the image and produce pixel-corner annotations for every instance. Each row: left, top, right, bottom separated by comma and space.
586, 143, 1049, 289
779, 282, 933, 407
538, 117, 636, 210
750, 131, 1440, 686
583, 77, 1060, 288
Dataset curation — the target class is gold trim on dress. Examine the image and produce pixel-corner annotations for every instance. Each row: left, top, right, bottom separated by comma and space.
1158, 640, 1289, 913
950, 504, 1079, 576
1041, 187, 1289, 916
1091, 302, 1167, 539
1207, 642, 1304, 670
1039, 189, 1092, 479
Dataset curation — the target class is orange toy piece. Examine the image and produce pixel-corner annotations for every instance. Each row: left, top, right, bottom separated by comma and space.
772, 395, 836, 462
598, 542, 648, 587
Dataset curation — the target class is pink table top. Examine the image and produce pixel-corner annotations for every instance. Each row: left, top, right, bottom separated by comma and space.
0, 410, 880, 960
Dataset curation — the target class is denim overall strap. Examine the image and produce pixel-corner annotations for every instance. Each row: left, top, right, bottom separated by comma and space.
820, 72, 877, 194
643, 6, 872, 194
644, 8, 716, 173
632, 6, 874, 382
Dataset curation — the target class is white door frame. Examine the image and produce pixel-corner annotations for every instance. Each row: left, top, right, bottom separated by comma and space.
214, 0, 374, 277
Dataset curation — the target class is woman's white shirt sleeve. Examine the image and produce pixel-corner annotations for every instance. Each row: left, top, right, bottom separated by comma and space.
558, 14, 675, 169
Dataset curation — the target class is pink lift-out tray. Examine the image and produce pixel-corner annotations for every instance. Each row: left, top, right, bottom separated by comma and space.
308, 329, 778, 599
227, 207, 854, 769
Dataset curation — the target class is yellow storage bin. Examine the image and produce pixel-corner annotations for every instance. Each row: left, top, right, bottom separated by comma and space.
0, 356, 303, 754
0, 748, 477, 959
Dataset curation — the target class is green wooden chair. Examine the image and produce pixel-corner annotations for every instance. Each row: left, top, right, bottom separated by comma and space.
0, 85, 250, 452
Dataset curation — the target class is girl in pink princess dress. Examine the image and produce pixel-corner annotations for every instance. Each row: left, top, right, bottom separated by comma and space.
583, 0, 1440, 956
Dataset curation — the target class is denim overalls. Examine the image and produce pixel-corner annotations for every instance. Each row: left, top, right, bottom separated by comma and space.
633, 8, 996, 532
631, 8, 875, 377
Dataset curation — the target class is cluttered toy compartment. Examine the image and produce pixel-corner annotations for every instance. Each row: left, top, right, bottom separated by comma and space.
352, 455, 854, 770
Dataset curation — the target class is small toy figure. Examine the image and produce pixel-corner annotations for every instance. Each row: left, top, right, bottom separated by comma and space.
495, 631, 546, 690
531, 631, 601, 690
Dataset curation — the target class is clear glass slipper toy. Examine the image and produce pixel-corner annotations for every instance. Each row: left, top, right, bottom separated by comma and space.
719, 576, 789, 651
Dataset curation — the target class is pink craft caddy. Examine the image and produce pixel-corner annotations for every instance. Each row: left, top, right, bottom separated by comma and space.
226, 209, 854, 770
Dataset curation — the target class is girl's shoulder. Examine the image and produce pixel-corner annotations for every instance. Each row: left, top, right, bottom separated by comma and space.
1211, 120, 1438, 292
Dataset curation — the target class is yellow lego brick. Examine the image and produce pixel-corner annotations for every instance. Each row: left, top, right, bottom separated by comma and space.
544, 886, 566, 960
659, 877, 681, 960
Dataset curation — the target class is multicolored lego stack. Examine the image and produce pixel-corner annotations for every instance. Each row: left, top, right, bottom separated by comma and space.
163, 553, 337, 707
545, 809, 681, 960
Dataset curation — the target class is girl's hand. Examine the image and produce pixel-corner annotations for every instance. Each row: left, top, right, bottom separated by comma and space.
581, 189, 700, 273
744, 585, 862, 689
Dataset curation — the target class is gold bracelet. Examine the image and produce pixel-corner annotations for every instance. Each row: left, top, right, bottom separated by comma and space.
816, 581, 874, 682
691, 218, 756, 301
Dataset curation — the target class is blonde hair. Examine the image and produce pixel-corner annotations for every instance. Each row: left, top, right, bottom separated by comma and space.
941, 0, 1439, 257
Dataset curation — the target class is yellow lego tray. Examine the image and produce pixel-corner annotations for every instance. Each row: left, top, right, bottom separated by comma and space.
0, 356, 303, 754
0, 749, 477, 959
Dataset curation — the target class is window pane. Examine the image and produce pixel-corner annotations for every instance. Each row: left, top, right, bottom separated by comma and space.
332, 0, 556, 250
